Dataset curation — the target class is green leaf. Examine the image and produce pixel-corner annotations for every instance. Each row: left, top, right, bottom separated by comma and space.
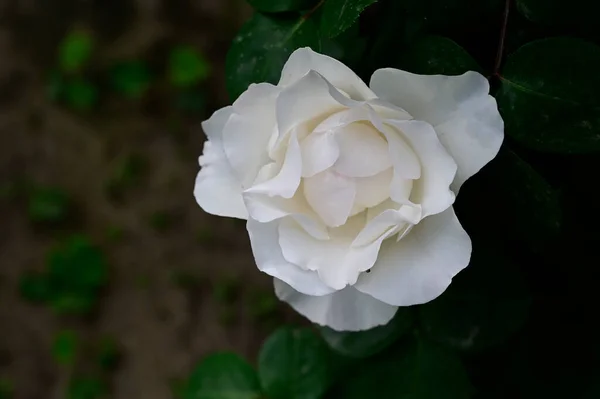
47, 235, 108, 291
68, 377, 108, 399
64, 79, 98, 111
258, 327, 331, 399
339, 338, 472, 399
497, 37, 600, 153
46, 70, 65, 101
401, 0, 503, 31
53, 330, 79, 366
320, 308, 412, 359
51, 293, 96, 315
59, 31, 94, 73
418, 242, 531, 352
168, 46, 210, 88
27, 186, 70, 224
19, 271, 52, 302
516, 0, 600, 37
320, 0, 378, 38
110, 61, 152, 99
455, 147, 562, 251
184, 352, 261, 399
399, 35, 481, 75
226, 13, 323, 101
248, 0, 318, 13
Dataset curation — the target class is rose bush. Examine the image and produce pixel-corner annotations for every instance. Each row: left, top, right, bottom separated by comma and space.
194, 47, 503, 331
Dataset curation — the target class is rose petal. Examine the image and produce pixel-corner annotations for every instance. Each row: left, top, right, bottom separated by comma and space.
276, 70, 346, 143
244, 131, 302, 199
222, 83, 280, 187
303, 170, 356, 227
247, 219, 335, 296
333, 123, 392, 177
278, 215, 387, 289
201, 106, 233, 143
279, 47, 376, 101
194, 141, 247, 219
354, 207, 472, 306
387, 120, 457, 217
370, 69, 503, 192
353, 168, 393, 209
274, 279, 398, 331
300, 131, 340, 178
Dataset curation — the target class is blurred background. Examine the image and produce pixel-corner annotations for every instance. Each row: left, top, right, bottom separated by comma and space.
0, 1, 298, 398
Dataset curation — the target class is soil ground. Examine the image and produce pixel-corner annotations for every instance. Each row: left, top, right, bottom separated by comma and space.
0, 1, 295, 398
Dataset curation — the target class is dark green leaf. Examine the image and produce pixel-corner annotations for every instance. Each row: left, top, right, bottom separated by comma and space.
455, 147, 562, 251
320, 0, 378, 38
226, 13, 323, 101
59, 31, 94, 73
110, 61, 152, 99
248, 0, 318, 13
418, 242, 531, 352
401, 0, 503, 32
27, 187, 70, 224
320, 308, 412, 359
516, 0, 600, 37
64, 79, 98, 111
339, 338, 472, 399
46, 70, 64, 101
399, 35, 481, 75
53, 330, 79, 366
497, 37, 600, 153
68, 377, 107, 399
258, 327, 331, 399
19, 271, 51, 302
185, 352, 261, 399
169, 46, 210, 88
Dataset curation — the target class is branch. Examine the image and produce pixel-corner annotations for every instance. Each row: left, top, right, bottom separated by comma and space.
494, 0, 511, 76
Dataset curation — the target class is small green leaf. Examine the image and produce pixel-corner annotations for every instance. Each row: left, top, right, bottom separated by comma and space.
19, 272, 52, 302
64, 79, 98, 111
68, 377, 108, 399
27, 186, 70, 224
169, 46, 211, 88
399, 35, 481, 75
258, 327, 331, 399
53, 330, 79, 366
59, 31, 94, 73
248, 0, 318, 12
320, 0, 378, 38
110, 61, 152, 99
184, 352, 261, 399
338, 338, 472, 399
418, 242, 531, 352
497, 37, 600, 153
226, 13, 323, 101
320, 308, 413, 359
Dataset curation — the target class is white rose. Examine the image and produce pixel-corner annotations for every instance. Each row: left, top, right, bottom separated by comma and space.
194, 48, 504, 331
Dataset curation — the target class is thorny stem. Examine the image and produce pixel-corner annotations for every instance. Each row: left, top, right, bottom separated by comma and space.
493, 0, 511, 77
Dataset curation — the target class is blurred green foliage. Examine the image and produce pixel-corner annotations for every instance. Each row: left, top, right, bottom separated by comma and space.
53, 330, 80, 366
27, 186, 71, 225
168, 46, 211, 88
59, 31, 94, 74
20, 235, 108, 315
68, 377, 108, 399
